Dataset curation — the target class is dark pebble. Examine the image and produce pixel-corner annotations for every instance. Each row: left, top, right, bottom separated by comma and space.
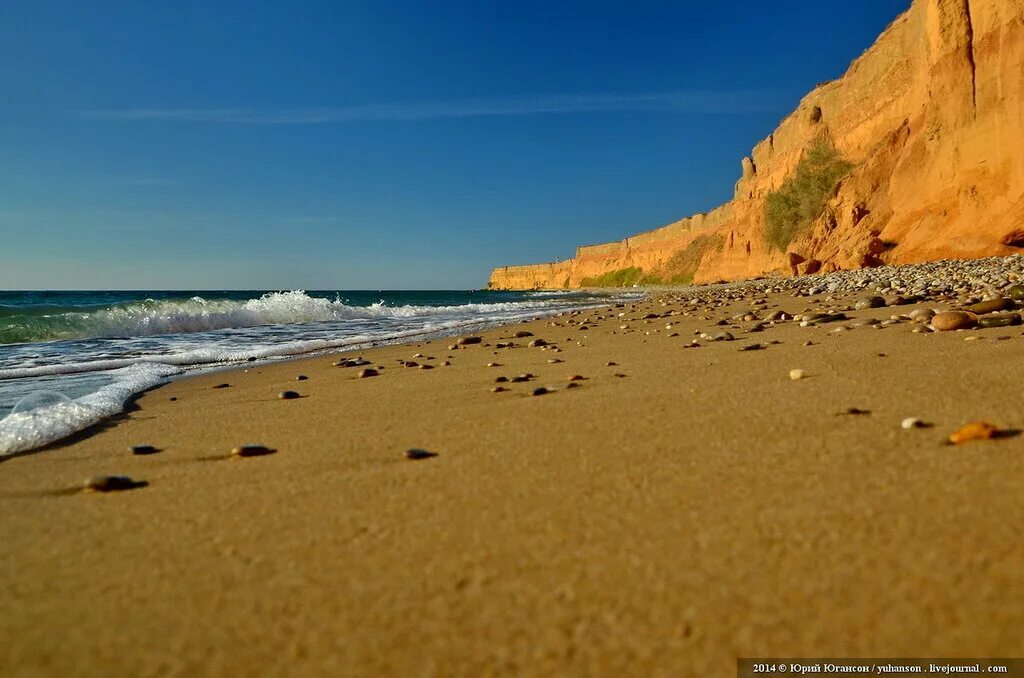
85, 475, 148, 492
495, 376, 509, 383
296, 375, 308, 381
528, 338, 548, 347
358, 368, 379, 378
131, 445, 160, 456
212, 383, 231, 389
279, 391, 301, 400
231, 444, 275, 458
406, 448, 438, 460
513, 331, 533, 338
532, 387, 550, 396
978, 313, 1021, 328
457, 336, 483, 345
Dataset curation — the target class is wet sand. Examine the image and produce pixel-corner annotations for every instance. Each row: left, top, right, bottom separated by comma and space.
2, 289, 1023, 676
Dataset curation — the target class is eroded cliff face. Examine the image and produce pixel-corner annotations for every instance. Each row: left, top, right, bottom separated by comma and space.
489, 0, 1024, 289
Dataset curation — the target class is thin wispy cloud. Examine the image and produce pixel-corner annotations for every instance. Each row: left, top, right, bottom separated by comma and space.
78, 90, 784, 124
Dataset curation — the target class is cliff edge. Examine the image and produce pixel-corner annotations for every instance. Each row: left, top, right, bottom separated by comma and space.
488, 0, 1024, 289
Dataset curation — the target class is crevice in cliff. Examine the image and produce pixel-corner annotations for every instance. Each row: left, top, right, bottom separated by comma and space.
964, 0, 978, 117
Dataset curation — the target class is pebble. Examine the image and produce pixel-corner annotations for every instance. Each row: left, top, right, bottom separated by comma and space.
457, 336, 483, 345
968, 298, 1013, 314
978, 313, 1021, 328
130, 445, 160, 455
547, 358, 564, 363
739, 343, 764, 351
565, 382, 581, 389
358, 368, 379, 378
232, 444, 275, 458
567, 375, 586, 381
494, 376, 508, 383
487, 362, 501, 367
296, 375, 308, 381
85, 475, 147, 492
532, 387, 550, 396
511, 374, 533, 383
789, 369, 805, 380
712, 332, 735, 342
513, 330, 534, 338
491, 386, 508, 393
212, 383, 231, 389
406, 448, 438, 460
854, 296, 887, 310
901, 417, 930, 429
948, 421, 998, 444
419, 364, 434, 370
278, 391, 301, 400
1007, 284, 1024, 300
931, 311, 976, 331
606, 361, 618, 366
528, 338, 548, 347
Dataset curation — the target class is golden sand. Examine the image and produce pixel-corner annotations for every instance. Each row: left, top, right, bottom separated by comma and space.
2, 292, 1023, 676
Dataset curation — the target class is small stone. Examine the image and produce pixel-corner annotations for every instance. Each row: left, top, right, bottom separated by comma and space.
487, 362, 501, 367
948, 421, 998, 444
547, 358, 563, 363
528, 338, 548, 347
296, 375, 308, 381
739, 343, 763, 351
968, 298, 1013, 314
406, 448, 438, 460
606, 361, 618, 366
169, 397, 177, 401
931, 311, 976, 331
85, 475, 147, 492
457, 336, 483, 345
613, 373, 627, 378
839, 407, 871, 416
789, 369, 805, 381
901, 417, 930, 430
358, 368, 379, 378
712, 332, 735, 342
491, 386, 508, 393
231, 444, 275, 458
1006, 284, 1024, 300
565, 382, 581, 389
532, 387, 550, 396
419, 364, 434, 370
513, 330, 534, 338
978, 313, 1021, 328
279, 391, 301, 400
495, 376, 508, 383
511, 374, 533, 383
567, 375, 585, 381
412, 353, 424, 358
854, 296, 887, 310
130, 445, 160, 456
212, 383, 231, 389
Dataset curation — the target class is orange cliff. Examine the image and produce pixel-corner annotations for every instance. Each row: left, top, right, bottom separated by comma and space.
488, 0, 1024, 290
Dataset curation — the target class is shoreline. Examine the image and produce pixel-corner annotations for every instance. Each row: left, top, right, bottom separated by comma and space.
3, 266, 1024, 674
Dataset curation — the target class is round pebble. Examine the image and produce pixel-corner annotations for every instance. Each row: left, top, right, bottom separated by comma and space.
931, 311, 976, 331
279, 391, 301, 400
85, 475, 146, 492
789, 369, 805, 380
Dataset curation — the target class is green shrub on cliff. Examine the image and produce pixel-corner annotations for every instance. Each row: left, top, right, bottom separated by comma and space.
764, 140, 853, 251
580, 267, 664, 287
664, 233, 725, 282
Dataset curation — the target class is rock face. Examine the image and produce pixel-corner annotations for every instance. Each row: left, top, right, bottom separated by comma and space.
489, 0, 1024, 290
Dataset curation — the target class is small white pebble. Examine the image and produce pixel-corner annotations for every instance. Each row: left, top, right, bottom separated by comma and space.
789, 369, 805, 381
902, 417, 923, 430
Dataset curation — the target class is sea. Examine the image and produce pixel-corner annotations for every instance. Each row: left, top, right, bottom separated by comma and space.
0, 289, 638, 456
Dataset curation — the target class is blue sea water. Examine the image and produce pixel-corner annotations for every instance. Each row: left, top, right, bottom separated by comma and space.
0, 289, 635, 455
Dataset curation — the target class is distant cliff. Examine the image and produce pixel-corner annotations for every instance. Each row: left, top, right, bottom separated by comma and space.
489, 0, 1024, 289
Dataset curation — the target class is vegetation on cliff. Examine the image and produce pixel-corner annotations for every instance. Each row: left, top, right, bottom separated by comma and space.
664, 233, 726, 284
763, 139, 854, 251
579, 267, 662, 287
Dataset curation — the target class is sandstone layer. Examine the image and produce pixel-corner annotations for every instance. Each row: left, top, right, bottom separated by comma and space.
489, 0, 1024, 289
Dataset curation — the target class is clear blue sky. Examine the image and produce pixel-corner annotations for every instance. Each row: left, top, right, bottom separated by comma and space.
0, 0, 909, 290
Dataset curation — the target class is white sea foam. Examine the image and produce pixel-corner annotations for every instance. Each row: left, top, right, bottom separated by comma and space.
5, 291, 578, 343
0, 363, 180, 456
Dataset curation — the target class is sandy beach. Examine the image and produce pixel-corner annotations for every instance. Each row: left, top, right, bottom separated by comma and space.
2, 277, 1023, 676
